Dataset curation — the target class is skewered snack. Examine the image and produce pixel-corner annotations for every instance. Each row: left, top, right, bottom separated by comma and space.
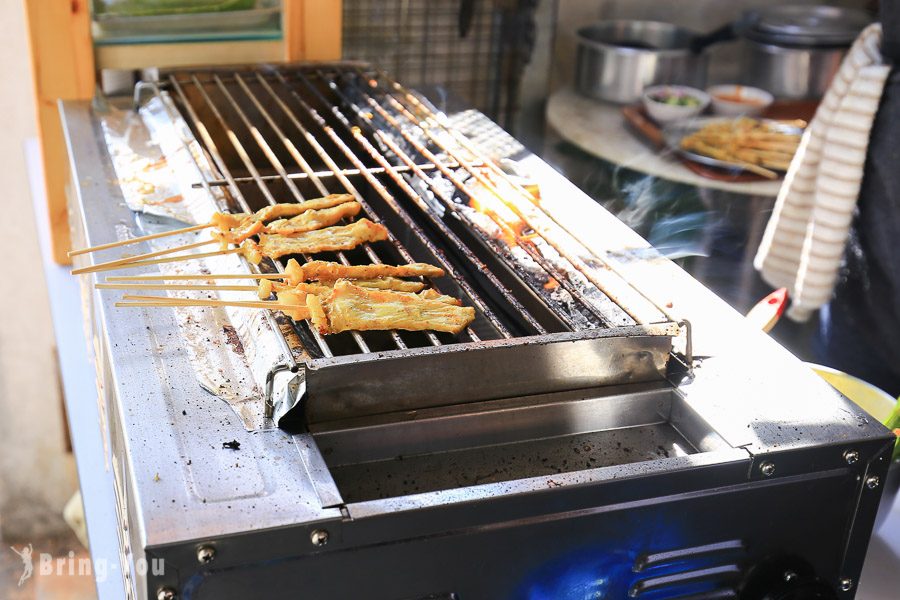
208, 194, 355, 236
69, 194, 356, 257
117, 279, 473, 335
256, 277, 426, 300
292, 259, 444, 282
679, 118, 801, 179
242, 219, 389, 263
81, 219, 390, 273
103, 258, 442, 289
306, 280, 475, 335
213, 200, 362, 244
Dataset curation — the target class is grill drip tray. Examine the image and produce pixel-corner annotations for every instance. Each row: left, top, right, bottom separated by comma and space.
312, 382, 728, 503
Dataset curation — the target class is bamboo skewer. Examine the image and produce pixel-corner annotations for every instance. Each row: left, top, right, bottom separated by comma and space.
106, 273, 283, 282
97, 283, 257, 291
71, 239, 220, 275
68, 222, 213, 257
79, 247, 243, 274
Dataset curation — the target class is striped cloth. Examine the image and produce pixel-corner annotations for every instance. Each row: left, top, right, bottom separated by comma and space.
754, 24, 891, 321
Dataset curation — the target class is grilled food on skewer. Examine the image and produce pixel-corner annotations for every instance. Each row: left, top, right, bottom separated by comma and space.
208, 194, 356, 241
116, 277, 474, 335
214, 200, 362, 244
69, 194, 356, 257
306, 280, 475, 335
294, 259, 444, 281
256, 277, 426, 300
242, 219, 389, 263
80, 220, 390, 273
102, 258, 444, 288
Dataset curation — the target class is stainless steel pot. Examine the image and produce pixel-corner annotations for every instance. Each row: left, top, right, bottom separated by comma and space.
575, 20, 708, 104
744, 42, 846, 99
742, 5, 872, 99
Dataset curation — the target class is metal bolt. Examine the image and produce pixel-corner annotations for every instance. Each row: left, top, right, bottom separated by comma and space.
843, 449, 859, 465
196, 545, 216, 564
310, 529, 329, 547
156, 587, 177, 600
866, 476, 880, 489
760, 461, 776, 477
839, 578, 853, 592
783, 570, 797, 583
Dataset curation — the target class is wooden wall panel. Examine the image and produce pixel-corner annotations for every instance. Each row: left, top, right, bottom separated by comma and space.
24, 0, 95, 265
284, 0, 342, 61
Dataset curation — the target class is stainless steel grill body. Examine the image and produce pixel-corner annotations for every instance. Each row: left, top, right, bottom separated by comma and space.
62, 63, 893, 600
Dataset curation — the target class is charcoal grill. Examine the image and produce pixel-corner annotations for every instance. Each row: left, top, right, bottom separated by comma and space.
62, 62, 893, 600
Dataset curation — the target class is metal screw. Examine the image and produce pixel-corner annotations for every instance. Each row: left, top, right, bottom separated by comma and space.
783, 570, 797, 583
310, 529, 329, 547
839, 578, 853, 592
196, 545, 216, 564
866, 476, 880, 489
760, 461, 776, 477
843, 450, 859, 465
156, 587, 177, 600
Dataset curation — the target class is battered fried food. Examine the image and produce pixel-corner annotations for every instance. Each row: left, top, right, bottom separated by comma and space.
210, 194, 361, 245
305, 280, 475, 335
265, 201, 362, 235
296, 259, 445, 281
257, 277, 426, 300
242, 219, 389, 263
680, 118, 802, 179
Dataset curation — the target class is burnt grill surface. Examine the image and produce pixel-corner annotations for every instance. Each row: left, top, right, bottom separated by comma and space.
156, 63, 667, 365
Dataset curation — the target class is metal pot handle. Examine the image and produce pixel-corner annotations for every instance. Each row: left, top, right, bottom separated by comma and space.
689, 12, 758, 54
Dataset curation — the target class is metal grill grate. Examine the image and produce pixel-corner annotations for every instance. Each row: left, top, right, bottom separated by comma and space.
143, 63, 677, 367
134, 63, 685, 424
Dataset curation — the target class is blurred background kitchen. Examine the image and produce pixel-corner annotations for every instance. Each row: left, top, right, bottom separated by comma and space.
1, 1, 895, 598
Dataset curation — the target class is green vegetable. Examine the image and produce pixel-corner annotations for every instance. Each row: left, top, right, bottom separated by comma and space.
651, 93, 701, 107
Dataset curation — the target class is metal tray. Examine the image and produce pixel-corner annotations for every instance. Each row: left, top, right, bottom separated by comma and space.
663, 117, 804, 175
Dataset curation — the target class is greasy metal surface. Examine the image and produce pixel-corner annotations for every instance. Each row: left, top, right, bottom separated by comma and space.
61, 102, 345, 549
62, 90, 894, 600
302, 325, 675, 424
317, 384, 712, 502
330, 423, 695, 502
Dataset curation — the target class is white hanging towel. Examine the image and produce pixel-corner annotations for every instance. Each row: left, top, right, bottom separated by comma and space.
754, 24, 891, 321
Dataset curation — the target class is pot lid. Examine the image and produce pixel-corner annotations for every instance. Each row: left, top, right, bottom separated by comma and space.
746, 5, 872, 47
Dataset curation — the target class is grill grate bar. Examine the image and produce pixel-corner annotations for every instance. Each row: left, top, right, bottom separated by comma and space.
371, 70, 668, 326
168, 74, 337, 358
287, 68, 517, 340
355, 74, 609, 329
227, 72, 410, 351
316, 70, 547, 336
210, 73, 381, 353
243, 71, 447, 347
341, 74, 596, 330
193, 161, 470, 188
262, 67, 506, 342
246, 72, 441, 346
135, 80, 301, 370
